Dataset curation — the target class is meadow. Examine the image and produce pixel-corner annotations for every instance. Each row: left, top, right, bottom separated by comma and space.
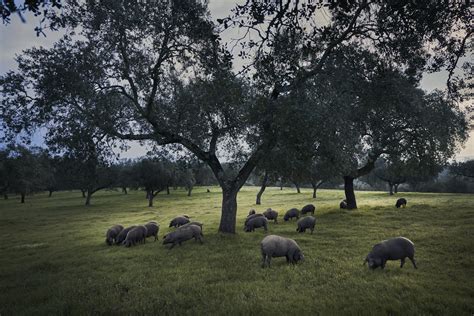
0, 187, 473, 315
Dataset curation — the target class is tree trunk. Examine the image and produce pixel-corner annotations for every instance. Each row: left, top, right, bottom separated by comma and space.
81, 190, 86, 198
4, 194, 8, 200
280, 185, 283, 190
256, 172, 269, 205
344, 176, 357, 209
218, 188, 238, 234
85, 190, 93, 206
394, 184, 399, 194
312, 182, 317, 199
166, 186, 170, 195
20, 193, 25, 203
187, 187, 192, 197
148, 191, 154, 207
122, 187, 128, 194
294, 182, 301, 194
48, 190, 53, 197
389, 182, 394, 195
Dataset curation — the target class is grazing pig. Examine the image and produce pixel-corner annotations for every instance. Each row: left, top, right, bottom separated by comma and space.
263, 208, 278, 224
261, 235, 304, 268
395, 198, 407, 208
144, 221, 159, 241
283, 208, 300, 221
340, 200, 347, 209
296, 216, 316, 234
163, 225, 203, 249
244, 216, 268, 232
177, 222, 204, 233
301, 204, 315, 215
115, 225, 136, 245
245, 213, 264, 225
105, 224, 124, 245
365, 237, 417, 270
123, 225, 148, 247
248, 209, 256, 216
169, 216, 190, 228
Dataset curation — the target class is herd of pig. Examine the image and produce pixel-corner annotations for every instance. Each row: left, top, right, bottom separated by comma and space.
105, 197, 417, 269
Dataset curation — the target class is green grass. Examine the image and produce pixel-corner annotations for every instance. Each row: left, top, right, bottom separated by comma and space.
0, 187, 473, 315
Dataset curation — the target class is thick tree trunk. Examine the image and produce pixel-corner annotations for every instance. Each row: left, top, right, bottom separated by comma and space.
48, 190, 53, 197
166, 186, 170, 195
394, 184, 399, 194
4, 194, 8, 200
122, 187, 128, 194
256, 172, 269, 205
280, 185, 283, 190
187, 187, 192, 197
20, 193, 25, 203
218, 189, 238, 234
81, 190, 86, 198
389, 182, 394, 195
85, 190, 93, 206
344, 176, 357, 209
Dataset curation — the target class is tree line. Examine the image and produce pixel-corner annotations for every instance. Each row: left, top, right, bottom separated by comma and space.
0, 145, 215, 205
2, 144, 473, 205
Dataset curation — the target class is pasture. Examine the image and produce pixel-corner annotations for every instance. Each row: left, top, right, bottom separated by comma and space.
0, 187, 473, 315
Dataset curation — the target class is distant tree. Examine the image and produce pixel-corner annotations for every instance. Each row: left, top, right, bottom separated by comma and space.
3, 145, 46, 203
46, 119, 117, 206
253, 166, 280, 205
181, 169, 196, 197
450, 160, 474, 179
133, 158, 171, 207
374, 156, 443, 195
308, 157, 340, 199
116, 160, 135, 194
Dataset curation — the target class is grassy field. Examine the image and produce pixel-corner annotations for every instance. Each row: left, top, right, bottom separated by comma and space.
0, 187, 473, 315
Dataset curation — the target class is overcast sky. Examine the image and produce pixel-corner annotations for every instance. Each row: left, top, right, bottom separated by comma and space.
1, 1, 472, 160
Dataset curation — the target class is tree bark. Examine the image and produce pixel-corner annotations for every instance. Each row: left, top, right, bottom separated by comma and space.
394, 184, 399, 194
122, 187, 128, 194
218, 188, 238, 233
85, 190, 93, 206
256, 172, 269, 205
48, 190, 53, 197
81, 189, 86, 198
20, 192, 25, 203
389, 182, 394, 195
187, 187, 192, 197
344, 176, 357, 209
4, 194, 8, 200
166, 186, 170, 195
